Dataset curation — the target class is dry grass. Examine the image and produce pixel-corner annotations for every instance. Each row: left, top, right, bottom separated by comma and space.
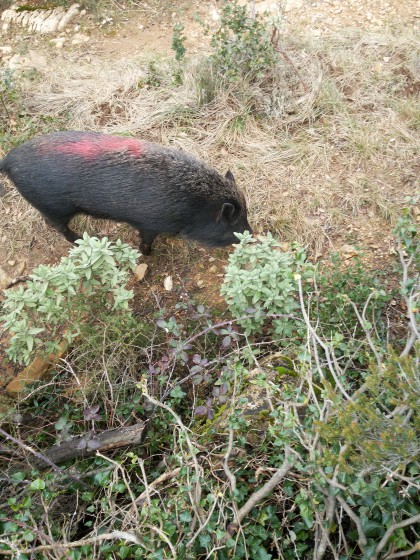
1, 29, 419, 264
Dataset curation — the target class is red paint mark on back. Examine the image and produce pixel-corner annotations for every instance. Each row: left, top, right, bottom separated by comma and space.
53, 135, 144, 159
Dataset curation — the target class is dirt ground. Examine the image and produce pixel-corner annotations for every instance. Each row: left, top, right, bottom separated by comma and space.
0, 0, 419, 390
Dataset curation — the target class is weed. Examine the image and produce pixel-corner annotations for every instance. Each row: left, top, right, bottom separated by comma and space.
209, 0, 278, 82
172, 23, 187, 63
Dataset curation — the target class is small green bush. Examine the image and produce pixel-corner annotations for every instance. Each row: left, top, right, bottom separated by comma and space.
0, 234, 139, 365
209, 1, 278, 81
221, 232, 313, 337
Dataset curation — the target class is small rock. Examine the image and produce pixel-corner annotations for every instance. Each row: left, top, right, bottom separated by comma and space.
210, 7, 220, 21
285, 0, 303, 12
71, 32, 89, 45
209, 265, 218, 273
196, 279, 205, 288
0, 46, 12, 54
57, 3, 80, 31
341, 244, 359, 259
1, 8, 17, 24
7, 260, 16, 267
50, 36, 66, 48
164, 276, 173, 291
0, 266, 12, 290
135, 263, 148, 281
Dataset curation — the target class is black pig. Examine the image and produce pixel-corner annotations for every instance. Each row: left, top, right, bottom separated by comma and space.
0, 131, 252, 254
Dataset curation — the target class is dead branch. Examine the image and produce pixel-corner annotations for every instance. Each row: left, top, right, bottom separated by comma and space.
270, 27, 309, 92
384, 542, 420, 559
142, 391, 205, 525
5, 275, 30, 289
316, 492, 337, 560
134, 466, 182, 505
0, 530, 141, 556
0, 427, 89, 489
372, 514, 420, 560
335, 495, 367, 553
226, 447, 293, 537
29, 422, 145, 468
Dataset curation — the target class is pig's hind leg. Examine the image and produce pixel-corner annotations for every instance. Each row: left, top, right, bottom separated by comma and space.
41, 212, 79, 243
139, 229, 158, 256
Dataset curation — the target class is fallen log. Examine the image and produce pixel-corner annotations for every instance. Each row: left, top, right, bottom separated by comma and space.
30, 421, 146, 468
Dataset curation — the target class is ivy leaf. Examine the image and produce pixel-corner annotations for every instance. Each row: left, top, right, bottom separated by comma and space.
29, 478, 45, 491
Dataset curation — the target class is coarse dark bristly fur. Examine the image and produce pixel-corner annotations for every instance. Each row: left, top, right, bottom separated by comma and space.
0, 131, 252, 254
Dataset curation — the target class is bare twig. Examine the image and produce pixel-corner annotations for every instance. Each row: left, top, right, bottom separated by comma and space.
383, 542, 420, 559
5, 275, 30, 289
186, 496, 219, 549
270, 28, 309, 92
0, 531, 141, 556
335, 495, 367, 553
225, 447, 293, 538
297, 278, 353, 401
133, 467, 182, 505
142, 391, 205, 525
95, 452, 139, 525
0, 427, 89, 489
349, 297, 382, 368
372, 514, 420, 560
397, 238, 419, 357
316, 491, 337, 559
223, 428, 237, 496
144, 524, 176, 557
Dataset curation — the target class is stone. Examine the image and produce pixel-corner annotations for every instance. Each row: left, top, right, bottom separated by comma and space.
164, 276, 173, 291
71, 32, 89, 45
285, 0, 304, 12
0, 266, 11, 290
40, 10, 65, 34
8, 50, 47, 71
1, 3, 80, 34
50, 36, 66, 48
341, 244, 359, 259
135, 263, 148, 281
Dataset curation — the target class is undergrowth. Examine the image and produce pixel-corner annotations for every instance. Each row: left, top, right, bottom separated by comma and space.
0, 199, 418, 559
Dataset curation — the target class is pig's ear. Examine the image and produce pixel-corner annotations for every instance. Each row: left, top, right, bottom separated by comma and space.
225, 170, 235, 183
217, 202, 236, 224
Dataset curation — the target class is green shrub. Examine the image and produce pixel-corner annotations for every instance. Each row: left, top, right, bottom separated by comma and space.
209, 1, 278, 81
221, 232, 313, 337
0, 234, 139, 365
